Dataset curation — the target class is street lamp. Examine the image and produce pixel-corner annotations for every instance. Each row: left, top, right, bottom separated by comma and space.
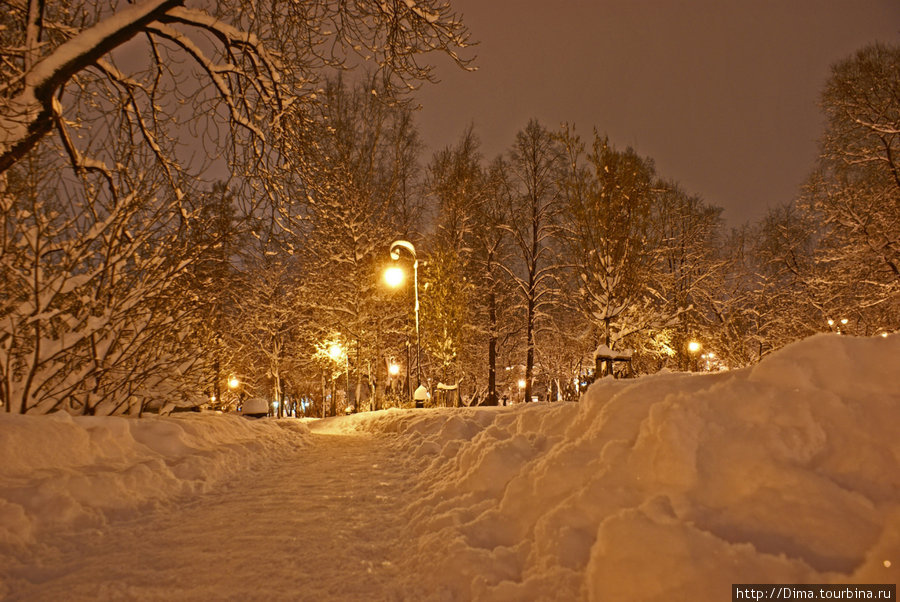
228, 376, 239, 390
687, 340, 701, 372
827, 318, 850, 334
384, 266, 405, 288
328, 342, 351, 412
387, 361, 400, 399
387, 240, 421, 387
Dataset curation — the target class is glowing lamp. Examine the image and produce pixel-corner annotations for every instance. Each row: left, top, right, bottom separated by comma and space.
383, 266, 405, 288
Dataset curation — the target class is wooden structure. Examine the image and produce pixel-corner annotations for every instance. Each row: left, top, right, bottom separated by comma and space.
594, 345, 634, 379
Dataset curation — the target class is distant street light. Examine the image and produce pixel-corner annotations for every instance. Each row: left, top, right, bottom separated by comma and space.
328, 342, 351, 411
228, 376, 240, 389
388, 362, 400, 398
387, 240, 421, 387
687, 340, 701, 372
827, 317, 850, 334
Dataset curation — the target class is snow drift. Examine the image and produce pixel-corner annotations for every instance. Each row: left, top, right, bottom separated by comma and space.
333, 333, 900, 600
0, 413, 309, 546
0, 333, 897, 601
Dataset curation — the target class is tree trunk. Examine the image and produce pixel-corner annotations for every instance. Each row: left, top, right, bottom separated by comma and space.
487, 290, 498, 406
525, 293, 535, 403
330, 379, 336, 417
321, 372, 327, 419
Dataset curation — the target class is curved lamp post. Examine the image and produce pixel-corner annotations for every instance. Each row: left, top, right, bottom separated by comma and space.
388, 240, 421, 387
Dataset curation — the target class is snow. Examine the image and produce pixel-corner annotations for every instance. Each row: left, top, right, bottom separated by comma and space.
594, 343, 633, 359
1, 333, 898, 600
0, 413, 309, 548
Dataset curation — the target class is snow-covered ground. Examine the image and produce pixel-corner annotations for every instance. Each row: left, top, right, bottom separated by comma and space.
1, 333, 898, 600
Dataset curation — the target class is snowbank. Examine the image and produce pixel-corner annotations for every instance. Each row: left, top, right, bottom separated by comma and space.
347, 334, 900, 600
1, 334, 896, 601
0, 412, 309, 546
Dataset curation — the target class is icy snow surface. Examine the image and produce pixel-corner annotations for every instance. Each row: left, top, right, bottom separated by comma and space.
1, 334, 898, 600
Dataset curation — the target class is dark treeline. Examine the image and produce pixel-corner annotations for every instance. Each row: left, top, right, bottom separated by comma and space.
2, 39, 897, 415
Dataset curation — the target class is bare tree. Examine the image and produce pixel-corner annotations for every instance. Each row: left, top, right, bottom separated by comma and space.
470, 156, 517, 405
0, 0, 472, 184
702, 225, 765, 368
503, 119, 564, 403
0, 152, 203, 414
559, 128, 658, 365
232, 243, 303, 417
802, 42, 900, 331
420, 126, 483, 391
651, 181, 724, 370
297, 77, 422, 410
182, 181, 248, 410
1, 1, 470, 414
705, 44, 899, 365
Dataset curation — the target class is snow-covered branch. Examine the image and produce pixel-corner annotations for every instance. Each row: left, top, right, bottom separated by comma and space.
0, 0, 182, 173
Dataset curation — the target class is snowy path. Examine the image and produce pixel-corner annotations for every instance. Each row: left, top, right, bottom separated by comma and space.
4, 335, 900, 601
1, 429, 416, 601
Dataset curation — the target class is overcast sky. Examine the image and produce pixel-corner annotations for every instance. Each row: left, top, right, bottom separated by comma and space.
413, 0, 900, 225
